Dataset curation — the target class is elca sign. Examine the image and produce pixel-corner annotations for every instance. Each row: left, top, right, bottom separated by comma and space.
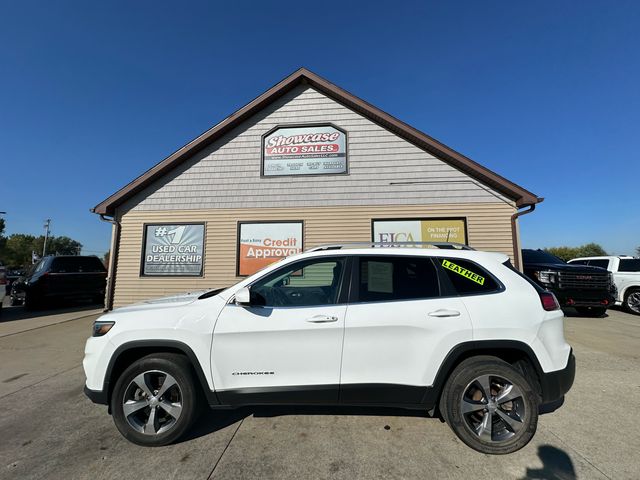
262, 124, 347, 176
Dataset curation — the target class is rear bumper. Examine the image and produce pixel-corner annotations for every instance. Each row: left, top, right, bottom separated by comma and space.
84, 385, 108, 405
540, 350, 575, 405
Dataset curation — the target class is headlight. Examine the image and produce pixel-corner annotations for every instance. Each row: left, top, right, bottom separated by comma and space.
92, 321, 115, 337
533, 270, 556, 284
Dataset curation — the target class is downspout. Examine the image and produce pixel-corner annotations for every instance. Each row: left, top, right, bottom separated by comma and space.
99, 213, 121, 311
511, 199, 543, 270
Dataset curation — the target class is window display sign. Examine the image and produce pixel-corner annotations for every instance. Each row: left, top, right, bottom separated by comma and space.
141, 223, 205, 276
262, 124, 347, 176
237, 221, 303, 276
372, 218, 467, 245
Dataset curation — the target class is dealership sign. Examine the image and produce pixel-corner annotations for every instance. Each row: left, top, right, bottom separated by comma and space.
237, 221, 303, 276
141, 223, 205, 276
262, 124, 347, 176
372, 218, 467, 245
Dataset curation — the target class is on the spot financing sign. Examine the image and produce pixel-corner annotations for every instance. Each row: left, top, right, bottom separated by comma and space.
142, 223, 205, 276
238, 222, 303, 276
372, 218, 467, 245
262, 124, 347, 176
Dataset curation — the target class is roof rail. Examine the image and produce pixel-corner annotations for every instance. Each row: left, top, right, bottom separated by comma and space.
306, 242, 474, 252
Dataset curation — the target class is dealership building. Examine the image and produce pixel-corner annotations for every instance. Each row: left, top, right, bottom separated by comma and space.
93, 68, 541, 309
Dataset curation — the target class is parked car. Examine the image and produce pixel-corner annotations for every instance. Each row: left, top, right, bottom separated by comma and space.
5, 267, 26, 295
522, 249, 616, 316
84, 244, 574, 454
568, 256, 640, 315
0, 265, 6, 312
11, 255, 107, 309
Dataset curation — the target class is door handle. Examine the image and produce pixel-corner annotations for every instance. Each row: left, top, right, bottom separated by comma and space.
306, 315, 339, 323
428, 309, 461, 318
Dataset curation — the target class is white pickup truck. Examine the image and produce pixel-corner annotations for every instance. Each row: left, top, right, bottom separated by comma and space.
568, 256, 640, 315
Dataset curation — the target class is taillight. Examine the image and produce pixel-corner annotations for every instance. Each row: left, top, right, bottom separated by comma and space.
540, 291, 560, 311
0, 277, 6, 285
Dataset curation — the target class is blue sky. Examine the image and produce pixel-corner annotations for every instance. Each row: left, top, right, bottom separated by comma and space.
1, 1, 638, 256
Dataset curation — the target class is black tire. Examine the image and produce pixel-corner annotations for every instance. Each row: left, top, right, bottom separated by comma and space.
623, 288, 640, 316
111, 353, 201, 446
439, 356, 539, 454
575, 306, 606, 317
9, 296, 22, 306
24, 293, 42, 310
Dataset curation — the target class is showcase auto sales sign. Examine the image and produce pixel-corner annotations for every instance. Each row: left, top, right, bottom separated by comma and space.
263, 124, 347, 176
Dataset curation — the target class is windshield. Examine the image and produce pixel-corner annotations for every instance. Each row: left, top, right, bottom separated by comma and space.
522, 249, 565, 264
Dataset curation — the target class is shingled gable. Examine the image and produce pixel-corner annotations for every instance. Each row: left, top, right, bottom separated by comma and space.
92, 67, 541, 216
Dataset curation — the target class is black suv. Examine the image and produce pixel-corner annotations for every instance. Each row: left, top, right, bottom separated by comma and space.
10, 256, 107, 309
522, 249, 615, 316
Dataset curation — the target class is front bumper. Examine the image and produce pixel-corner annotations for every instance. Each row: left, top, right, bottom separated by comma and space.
540, 349, 575, 405
553, 290, 616, 308
84, 385, 108, 405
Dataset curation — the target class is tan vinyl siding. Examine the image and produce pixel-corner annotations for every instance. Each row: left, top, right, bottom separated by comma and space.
113, 203, 516, 307
119, 85, 513, 213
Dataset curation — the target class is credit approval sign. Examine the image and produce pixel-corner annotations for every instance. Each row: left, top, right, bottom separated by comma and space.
237, 221, 303, 276
262, 124, 347, 176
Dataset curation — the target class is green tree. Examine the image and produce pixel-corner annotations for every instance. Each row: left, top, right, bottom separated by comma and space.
103, 250, 110, 268
48, 236, 82, 255
0, 218, 6, 257
0, 234, 83, 267
544, 243, 607, 262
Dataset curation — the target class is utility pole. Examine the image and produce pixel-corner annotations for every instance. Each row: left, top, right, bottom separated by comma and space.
43, 219, 51, 257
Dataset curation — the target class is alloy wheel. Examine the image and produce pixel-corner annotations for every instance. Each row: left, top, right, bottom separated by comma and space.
627, 292, 640, 314
122, 370, 183, 435
460, 374, 526, 443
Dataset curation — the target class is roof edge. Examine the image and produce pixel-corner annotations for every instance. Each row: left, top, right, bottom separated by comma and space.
93, 67, 540, 215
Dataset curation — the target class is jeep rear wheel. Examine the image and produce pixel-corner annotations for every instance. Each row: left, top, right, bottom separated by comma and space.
111, 353, 201, 446
439, 356, 539, 454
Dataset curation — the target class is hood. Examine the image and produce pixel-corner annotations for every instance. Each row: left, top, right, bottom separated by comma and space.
524, 262, 608, 273
112, 290, 207, 314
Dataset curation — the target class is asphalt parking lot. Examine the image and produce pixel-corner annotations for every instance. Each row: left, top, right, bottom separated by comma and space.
0, 298, 638, 480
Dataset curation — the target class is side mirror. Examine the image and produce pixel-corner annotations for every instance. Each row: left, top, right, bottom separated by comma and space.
235, 287, 251, 306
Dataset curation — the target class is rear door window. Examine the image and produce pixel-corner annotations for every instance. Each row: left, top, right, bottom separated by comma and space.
51, 258, 81, 273
438, 257, 500, 295
356, 256, 439, 302
588, 259, 610, 269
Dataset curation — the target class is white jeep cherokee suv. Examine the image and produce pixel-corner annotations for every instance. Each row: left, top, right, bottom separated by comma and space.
83, 244, 575, 454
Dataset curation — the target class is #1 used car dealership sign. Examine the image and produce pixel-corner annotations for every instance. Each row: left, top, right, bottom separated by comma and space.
262, 124, 347, 176
142, 224, 205, 276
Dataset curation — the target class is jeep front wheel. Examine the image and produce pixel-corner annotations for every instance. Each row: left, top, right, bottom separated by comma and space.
111, 353, 201, 446
439, 356, 539, 454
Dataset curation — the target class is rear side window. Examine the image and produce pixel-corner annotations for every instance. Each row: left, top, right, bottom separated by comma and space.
357, 256, 439, 302
618, 259, 640, 272
79, 257, 107, 272
51, 258, 79, 273
438, 258, 499, 295
588, 259, 609, 269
